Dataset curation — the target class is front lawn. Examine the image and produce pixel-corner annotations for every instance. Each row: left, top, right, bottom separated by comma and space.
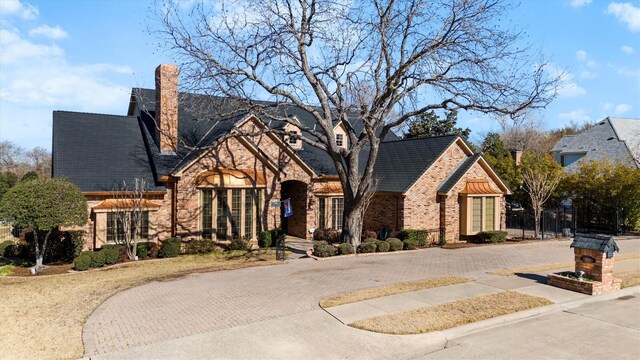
349, 291, 552, 334
0, 250, 280, 360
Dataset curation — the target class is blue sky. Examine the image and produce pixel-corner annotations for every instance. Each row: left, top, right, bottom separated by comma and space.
1, 0, 639, 151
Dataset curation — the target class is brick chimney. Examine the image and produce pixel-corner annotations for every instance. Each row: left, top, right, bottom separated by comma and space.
155, 64, 179, 153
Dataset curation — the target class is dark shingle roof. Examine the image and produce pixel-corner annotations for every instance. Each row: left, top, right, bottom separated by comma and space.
438, 153, 481, 194
571, 234, 619, 258
132, 88, 399, 177
52, 111, 164, 192
373, 136, 458, 192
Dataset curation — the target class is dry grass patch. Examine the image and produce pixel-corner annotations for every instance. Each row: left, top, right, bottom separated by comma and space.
619, 270, 640, 288
320, 276, 468, 308
350, 291, 552, 334
491, 252, 640, 276
0, 250, 280, 360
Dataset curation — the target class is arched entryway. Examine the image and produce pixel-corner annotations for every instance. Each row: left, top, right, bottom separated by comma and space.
280, 180, 308, 238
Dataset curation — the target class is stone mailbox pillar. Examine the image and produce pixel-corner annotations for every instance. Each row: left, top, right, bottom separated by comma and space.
548, 234, 621, 295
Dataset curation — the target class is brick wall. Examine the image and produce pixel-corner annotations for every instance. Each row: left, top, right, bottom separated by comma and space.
403, 141, 506, 243
363, 193, 403, 234
402, 142, 467, 241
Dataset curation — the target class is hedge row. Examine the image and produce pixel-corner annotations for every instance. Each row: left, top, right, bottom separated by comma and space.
312, 237, 423, 258
471, 231, 507, 244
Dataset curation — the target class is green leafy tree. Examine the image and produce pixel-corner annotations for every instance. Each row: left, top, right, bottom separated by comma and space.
405, 110, 470, 140
520, 151, 564, 238
21, 171, 39, 182
561, 159, 640, 231
0, 178, 87, 272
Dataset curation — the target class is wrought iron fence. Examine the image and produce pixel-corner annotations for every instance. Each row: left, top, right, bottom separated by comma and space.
506, 204, 625, 239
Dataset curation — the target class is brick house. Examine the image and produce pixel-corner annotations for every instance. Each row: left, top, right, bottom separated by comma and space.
52, 64, 510, 249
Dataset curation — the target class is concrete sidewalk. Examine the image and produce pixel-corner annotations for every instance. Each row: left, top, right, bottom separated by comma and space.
325, 258, 639, 325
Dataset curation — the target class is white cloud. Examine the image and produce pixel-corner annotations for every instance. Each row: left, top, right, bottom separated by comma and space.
575, 50, 588, 61
621, 45, 635, 54
559, 109, 591, 123
570, 0, 592, 7
579, 70, 598, 79
614, 103, 632, 115
28, 24, 67, 40
0, 26, 133, 150
548, 64, 587, 97
607, 2, 640, 32
0, 0, 38, 20
602, 102, 633, 115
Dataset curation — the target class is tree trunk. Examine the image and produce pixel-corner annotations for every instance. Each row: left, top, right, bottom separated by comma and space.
533, 206, 541, 239
33, 229, 52, 273
341, 198, 364, 251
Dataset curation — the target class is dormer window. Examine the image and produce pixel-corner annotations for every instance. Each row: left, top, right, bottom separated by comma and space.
288, 131, 299, 145
336, 134, 344, 147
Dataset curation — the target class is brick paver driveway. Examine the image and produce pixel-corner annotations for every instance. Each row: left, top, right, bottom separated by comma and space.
84, 238, 640, 356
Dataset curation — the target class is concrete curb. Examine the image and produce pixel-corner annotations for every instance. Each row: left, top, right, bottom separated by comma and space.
430, 285, 640, 347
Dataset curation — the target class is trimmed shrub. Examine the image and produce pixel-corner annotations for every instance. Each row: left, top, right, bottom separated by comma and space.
403, 238, 418, 250
11, 229, 85, 263
101, 247, 119, 265
73, 252, 92, 271
102, 244, 128, 262
313, 243, 336, 257
397, 229, 429, 247
228, 238, 249, 251
473, 231, 508, 244
184, 239, 215, 255
313, 228, 341, 243
147, 242, 159, 258
376, 240, 390, 252
89, 251, 106, 268
136, 242, 149, 259
357, 241, 377, 253
0, 240, 14, 257
338, 243, 354, 255
258, 231, 272, 248
362, 230, 377, 240
159, 238, 182, 258
362, 237, 377, 244
313, 240, 328, 247
387, 238, 403, 251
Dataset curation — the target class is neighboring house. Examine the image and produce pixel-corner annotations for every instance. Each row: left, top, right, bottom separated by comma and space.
52, 64, 510, 249
551, 117, 640, 171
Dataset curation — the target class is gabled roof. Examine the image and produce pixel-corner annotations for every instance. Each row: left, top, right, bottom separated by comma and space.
551, 117, 640, 169
130, 88, 399, 177
373, 135, 459, 193
609, 117, 640, 166
437, 153, 512, 195
571, 234, 619, 258
438, 153, 482, 194
52, 111, 164, 192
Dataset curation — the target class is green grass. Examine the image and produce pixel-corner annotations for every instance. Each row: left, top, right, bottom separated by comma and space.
0, 265, 15, 276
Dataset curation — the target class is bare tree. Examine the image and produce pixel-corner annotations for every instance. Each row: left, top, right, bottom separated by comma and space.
25, 147, 52, 179
520, 151, 563, 238
156, 0, 558, 247
112, 178, 148, 260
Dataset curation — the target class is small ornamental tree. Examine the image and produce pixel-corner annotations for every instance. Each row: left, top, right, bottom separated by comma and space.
520, 151, 563, 238
0, 178, 87, 273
